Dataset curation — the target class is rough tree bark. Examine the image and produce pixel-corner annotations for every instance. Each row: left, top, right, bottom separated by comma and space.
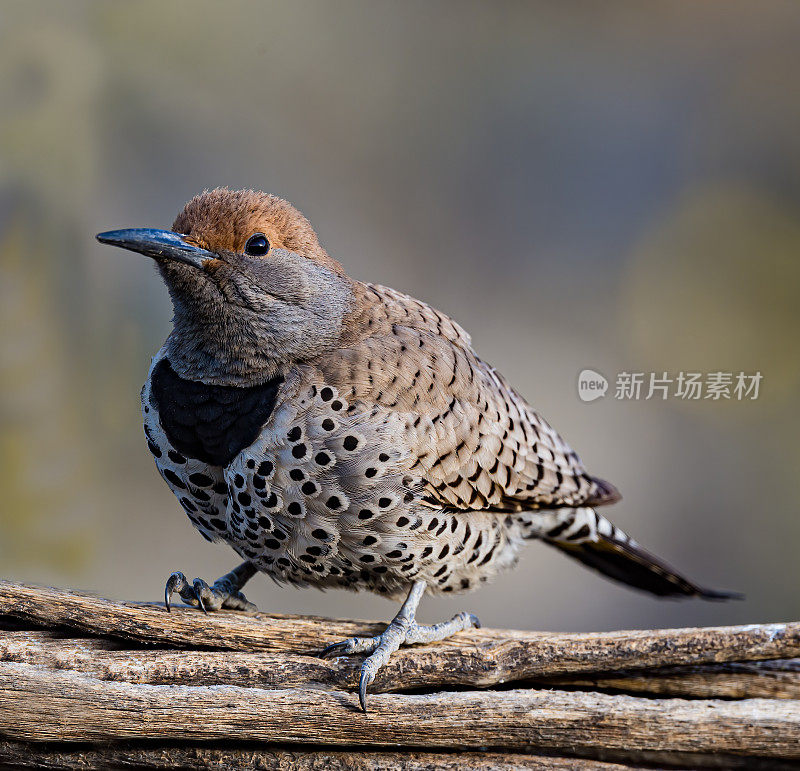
0, 581, 798, 770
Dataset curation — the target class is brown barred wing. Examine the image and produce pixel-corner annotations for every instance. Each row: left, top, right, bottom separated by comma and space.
321, 283, 618, 514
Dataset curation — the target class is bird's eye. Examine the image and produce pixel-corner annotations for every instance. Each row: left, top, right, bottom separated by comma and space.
244, 233, 270, 256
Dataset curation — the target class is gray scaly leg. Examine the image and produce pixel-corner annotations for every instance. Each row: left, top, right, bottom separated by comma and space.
319, 580, 480, 711
164, 560, 258, 613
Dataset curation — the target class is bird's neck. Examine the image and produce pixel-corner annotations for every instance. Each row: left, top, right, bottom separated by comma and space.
164, 323, 285, 387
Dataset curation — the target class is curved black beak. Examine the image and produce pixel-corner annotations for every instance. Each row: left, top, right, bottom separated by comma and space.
95, 228, 215, 269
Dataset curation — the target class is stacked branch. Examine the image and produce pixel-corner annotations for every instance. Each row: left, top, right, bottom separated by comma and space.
0, 580, 799, 769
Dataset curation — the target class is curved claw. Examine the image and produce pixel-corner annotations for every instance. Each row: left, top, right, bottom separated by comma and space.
193, 578, 210, 615
164, 571, 187, 613
469, 613, 482, 629
319, 640, 353, 659
358, 668, 371, 713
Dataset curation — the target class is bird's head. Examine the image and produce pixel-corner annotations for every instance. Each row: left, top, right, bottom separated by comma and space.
97, 188, 355, 385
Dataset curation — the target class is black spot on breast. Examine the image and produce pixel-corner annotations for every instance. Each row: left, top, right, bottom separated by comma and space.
162, 469, 186, 489
343, 435, 359, 451
150, 359, 283, 467
322, 418, 335, 431
189, 473, 213, 487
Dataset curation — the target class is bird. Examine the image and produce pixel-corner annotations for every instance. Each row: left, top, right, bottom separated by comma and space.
96, 188, 739, 711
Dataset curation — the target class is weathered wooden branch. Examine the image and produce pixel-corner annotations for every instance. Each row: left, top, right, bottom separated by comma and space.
0, 742, 687, 771
0, 580, 799, 769
2, 580, 799, 692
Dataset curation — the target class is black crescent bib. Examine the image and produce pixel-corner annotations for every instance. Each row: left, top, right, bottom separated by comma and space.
150, 358, 283, 467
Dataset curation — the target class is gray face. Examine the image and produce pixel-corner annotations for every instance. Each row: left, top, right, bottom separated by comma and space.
97, 228, 355, 385
163, 247, 354, 385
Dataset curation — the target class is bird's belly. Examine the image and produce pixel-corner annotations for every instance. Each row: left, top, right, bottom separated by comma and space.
221, 474, 524, 597
144, 371, 525, 597
144, 412, 524, 597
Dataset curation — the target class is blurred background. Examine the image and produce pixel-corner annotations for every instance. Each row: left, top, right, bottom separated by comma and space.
1, 1, 799, 633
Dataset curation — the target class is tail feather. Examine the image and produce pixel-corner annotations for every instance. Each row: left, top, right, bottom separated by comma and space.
518, 507, 742, 600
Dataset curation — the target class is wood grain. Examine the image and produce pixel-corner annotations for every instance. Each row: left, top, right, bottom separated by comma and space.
1, 580, 799, 769
1, 661, 798, 758
3, 629, 799, 700
0, 742, 661, 771
543, 660, 800, 700
2, 581, 799, 694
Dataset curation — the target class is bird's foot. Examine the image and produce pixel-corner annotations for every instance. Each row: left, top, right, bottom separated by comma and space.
319, 610, 480, 712
164, 570, 257, 614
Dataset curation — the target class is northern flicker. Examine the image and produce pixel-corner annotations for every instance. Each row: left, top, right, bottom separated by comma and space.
97, 188, 738, 711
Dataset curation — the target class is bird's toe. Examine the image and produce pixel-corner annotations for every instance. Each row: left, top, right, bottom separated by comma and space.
318, 636, 380, 658
164, 571, 191, 612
